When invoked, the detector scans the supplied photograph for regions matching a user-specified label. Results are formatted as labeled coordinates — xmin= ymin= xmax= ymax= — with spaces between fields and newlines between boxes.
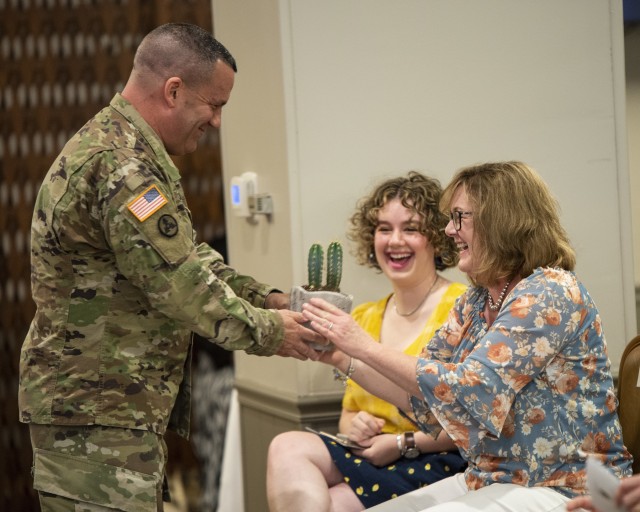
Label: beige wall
xmin=215 ymin=0 xmax=635 ymax=386
xmin=212 ymin=0 xmax=634 ymax=508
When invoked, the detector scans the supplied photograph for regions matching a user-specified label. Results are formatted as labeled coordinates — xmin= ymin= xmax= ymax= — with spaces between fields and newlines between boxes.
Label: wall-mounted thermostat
xmin=230 ymin=171 xmax=257 ymax=217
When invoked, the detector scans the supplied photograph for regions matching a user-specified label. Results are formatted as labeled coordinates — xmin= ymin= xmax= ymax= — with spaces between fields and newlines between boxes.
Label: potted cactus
xmin=291 ymin=242 xmax=353 ymax=350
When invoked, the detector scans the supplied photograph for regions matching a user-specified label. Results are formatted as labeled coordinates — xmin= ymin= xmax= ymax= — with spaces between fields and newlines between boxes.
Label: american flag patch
xmin=127 ymin=185 xmax=168 ymax=221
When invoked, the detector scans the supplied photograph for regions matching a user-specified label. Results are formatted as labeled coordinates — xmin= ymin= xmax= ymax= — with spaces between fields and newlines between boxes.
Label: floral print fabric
xmin=410 ymin=267 xmax=632 ymax=498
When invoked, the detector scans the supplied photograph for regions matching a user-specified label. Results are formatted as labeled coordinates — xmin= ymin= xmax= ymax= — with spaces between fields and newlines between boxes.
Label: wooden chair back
xmin=617 ymin=334 xmax=640 ymax=474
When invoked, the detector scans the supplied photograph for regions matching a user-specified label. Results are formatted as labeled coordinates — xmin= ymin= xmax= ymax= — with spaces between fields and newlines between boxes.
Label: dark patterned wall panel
xmin=0 ymin=1 xmax=224 ymax=509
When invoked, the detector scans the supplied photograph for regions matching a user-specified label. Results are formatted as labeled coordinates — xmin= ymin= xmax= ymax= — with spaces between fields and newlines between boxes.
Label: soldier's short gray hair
xmin=133 ymin=23 xmax=237 ymax=85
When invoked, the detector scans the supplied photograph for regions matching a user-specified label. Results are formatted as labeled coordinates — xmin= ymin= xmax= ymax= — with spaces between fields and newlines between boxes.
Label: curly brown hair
xmin=348 ymin=171 xmax=458 ymax=272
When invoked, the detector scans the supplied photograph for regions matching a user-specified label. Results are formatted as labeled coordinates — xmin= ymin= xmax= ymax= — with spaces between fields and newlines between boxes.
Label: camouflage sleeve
xmin=104 ymin=163 xmax=284 ymax=356
xmin=194 ymin=242 xmax=280 ymax=308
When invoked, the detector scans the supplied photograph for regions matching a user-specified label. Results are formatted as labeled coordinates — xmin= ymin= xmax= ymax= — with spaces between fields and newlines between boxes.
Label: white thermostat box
xmin=230 ymin=171 xmax=257 ymax=217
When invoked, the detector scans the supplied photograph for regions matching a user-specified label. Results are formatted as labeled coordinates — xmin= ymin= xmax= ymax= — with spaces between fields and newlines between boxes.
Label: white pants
xmin=366 ymin=473 xmax=570 ymax=512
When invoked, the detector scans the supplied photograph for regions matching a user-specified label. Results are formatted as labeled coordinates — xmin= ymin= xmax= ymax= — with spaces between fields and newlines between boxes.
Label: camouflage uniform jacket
xmin=19 ymin=93 xmax=284 ymax=438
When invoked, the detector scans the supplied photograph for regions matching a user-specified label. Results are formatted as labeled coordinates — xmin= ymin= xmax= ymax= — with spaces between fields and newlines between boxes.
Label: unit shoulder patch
xmin=158 ymin=214 xmax=178 ymax=238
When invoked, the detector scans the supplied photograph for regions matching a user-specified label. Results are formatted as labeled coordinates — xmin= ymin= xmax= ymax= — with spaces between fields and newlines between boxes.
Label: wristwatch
xmin=403 ymin=432 xmax=421 ymax=459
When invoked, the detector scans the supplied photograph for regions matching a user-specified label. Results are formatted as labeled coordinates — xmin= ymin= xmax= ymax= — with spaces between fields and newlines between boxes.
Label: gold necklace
xmin=486 ymin=278 xmax=513 ymax=311
xmin=393 ymin=275 xmax=439 ymax=317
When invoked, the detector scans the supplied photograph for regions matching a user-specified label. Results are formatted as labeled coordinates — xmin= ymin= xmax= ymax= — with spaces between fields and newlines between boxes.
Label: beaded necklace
xmin=486 ymin=278 xmax=512 ymax=311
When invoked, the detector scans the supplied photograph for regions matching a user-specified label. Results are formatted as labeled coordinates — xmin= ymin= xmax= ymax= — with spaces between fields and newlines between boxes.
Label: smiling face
xmin=167 ymin=60 xmax=235 ymax=156
xmin=444 ymin=185 xmax=475 ymax=276
xmin=373 ymin=198 xmax=435 ymax=287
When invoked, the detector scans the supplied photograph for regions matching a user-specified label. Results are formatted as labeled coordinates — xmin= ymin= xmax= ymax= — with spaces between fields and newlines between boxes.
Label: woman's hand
xmin=306 ymin=298 xmax=421 ymax=406
xmin=565 ymin=495 xmax=598 ymax=511
xmin=566 ymin=473 xmax=640 ymax=512
xmin=303 ymin=298 xmax=374 ymax=358
xmin=346 ymin=411 xmax=385 ymax=444
xmin=352 ymin=433 xmax=403 ymax=467
xmin=343 ymin=412 xmax=398 ymax=467
xmin=616 ymin=473 xmax=640 ymax=511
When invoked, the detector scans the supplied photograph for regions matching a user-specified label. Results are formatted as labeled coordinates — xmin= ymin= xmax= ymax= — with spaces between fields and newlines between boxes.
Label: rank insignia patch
xmin=158 ymin=214 xmax=178 ymax=237
xmin=127 ymin=185 xmax=168 ymax=221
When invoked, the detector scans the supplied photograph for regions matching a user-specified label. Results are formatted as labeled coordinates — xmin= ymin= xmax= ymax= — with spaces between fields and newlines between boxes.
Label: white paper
xmin=585 ymin=456 xmax=624 ymax=512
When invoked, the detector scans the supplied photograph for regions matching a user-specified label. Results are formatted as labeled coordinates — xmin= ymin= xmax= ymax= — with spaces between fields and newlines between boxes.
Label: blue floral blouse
xmin=409 ymin=267 xmax=632 ymax=497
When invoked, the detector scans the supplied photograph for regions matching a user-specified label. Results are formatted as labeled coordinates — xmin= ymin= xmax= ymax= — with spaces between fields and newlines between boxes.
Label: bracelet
xmin=333 ymin=357 xmax=356 ymax=385
xmin=396 ymin=433 xmax=406 ymax=455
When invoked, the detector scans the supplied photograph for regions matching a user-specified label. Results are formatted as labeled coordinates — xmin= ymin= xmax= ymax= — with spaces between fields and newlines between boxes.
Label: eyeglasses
xmin=450 ymin=210 xmax=473 ymax=231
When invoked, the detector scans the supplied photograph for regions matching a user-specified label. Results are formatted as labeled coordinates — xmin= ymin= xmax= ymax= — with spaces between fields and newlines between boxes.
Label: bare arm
xmin=322 ymin=348 xmax=416 ymax=413
xmin=338 ymin=380 xmax=456 ymax=453
xmin=415 ymin=430 xmax=457 ymax=453
xmin=338 ymin=408 xmax=357 ymax=434
xmin=307 ymin=299 xmax=422 ymax=400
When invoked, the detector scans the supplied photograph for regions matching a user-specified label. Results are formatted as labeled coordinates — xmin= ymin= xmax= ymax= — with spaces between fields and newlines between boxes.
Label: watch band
xmin=404 ymin=431 xmax=416 ymax=450
xmin=403 ymin=431 xmax=421 ymax=459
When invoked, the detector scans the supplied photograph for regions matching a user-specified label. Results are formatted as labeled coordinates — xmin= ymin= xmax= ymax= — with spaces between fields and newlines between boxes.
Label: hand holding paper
xmin=585 ymin=456 xmax=624 ymax=512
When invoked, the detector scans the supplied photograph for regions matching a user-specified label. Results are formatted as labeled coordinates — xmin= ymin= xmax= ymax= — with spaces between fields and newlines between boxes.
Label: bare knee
xmin=268 ymin=431 xmax=322 ymax=463
xmin=268 ymin=430 xmax=345 ymax=490
xmin=267 ymin=431 xmax=336 ymax=512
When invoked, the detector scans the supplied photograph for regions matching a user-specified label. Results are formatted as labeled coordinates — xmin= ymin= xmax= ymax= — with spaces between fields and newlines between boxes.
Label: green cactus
xmin=307 ymin=243 xmax=324 ymax=290
xmin=326 ymin=241 xmax=343 ymax=292
xmin=305 ymin=241 xmax=343 ymax=292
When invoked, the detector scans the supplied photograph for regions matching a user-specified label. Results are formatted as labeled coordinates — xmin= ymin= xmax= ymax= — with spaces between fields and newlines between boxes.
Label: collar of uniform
xmin=109 ymin=93 xmax=181 ymax=182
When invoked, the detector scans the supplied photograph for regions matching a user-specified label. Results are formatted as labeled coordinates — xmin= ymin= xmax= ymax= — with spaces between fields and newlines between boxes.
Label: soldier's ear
xmin=165 ymin=77 xmax=181 ymax=107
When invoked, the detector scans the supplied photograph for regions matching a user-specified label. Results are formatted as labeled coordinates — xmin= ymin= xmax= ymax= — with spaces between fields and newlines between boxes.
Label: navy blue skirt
xmin=321 ymin=436 xmax=467 ymax=508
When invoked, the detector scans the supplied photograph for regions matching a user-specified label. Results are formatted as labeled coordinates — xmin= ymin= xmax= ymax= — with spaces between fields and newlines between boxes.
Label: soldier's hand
xmin=265 ymin=292 xmax=290 ymax=310
xmin=275 ymin=310 xmax=329 ymax=361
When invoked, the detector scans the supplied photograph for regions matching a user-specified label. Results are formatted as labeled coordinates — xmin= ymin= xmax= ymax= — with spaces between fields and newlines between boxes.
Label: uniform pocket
xmin=33 ymin=448 xmax=159 ymax=512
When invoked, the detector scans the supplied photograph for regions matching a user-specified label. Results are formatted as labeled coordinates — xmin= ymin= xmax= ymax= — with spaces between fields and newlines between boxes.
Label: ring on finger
xmin=327 ymin=322 xmax=333 ymax=331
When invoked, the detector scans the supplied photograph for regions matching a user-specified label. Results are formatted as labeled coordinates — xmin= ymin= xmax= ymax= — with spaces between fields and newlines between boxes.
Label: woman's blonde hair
xmin=348 ymin=171 xmax=458 ymax=271
xmin=440 ymin=161 xmax=576 ymax=286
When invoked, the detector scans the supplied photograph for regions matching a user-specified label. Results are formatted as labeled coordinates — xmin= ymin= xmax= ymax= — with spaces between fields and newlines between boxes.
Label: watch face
xmin=404 ymin=447 xmax=420 ymax=459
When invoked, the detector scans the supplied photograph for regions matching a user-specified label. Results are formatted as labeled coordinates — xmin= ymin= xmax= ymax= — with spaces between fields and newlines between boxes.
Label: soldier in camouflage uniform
xmin=19 ymin=23 xmax=325 ymax=511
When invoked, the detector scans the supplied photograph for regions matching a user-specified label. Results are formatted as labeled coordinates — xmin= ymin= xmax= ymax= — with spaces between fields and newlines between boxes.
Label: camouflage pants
xmin=29 ymin=424 xmax=167 ymax=512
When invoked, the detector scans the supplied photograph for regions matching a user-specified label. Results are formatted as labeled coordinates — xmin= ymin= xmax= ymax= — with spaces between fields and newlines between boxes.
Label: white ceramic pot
xmin=290 ymin=285 xmax=353 ymax=351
